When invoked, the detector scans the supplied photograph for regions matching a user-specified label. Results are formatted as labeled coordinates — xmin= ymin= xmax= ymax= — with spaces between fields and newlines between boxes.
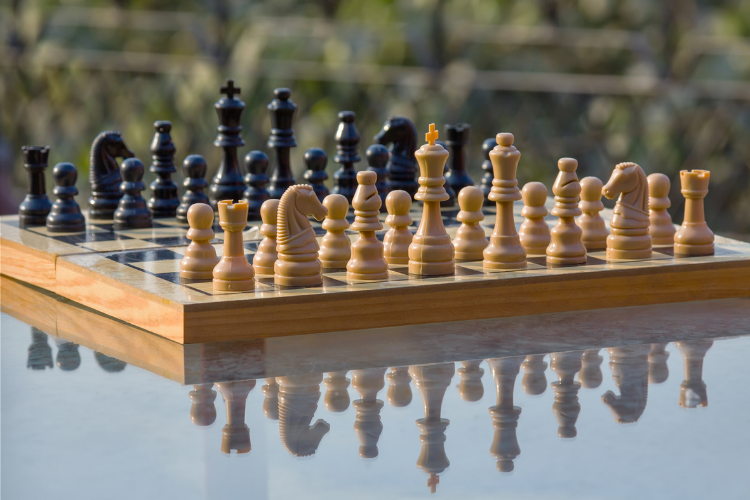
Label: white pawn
xmin=180 ymin=203 xmax=219 ymax=281
xmin=384 ymin=190 xmax=413 ymax=265
xmin=320 ymin=194 xmax=351 ymax=269
xmin=519 ymin=182 xmax=550 ymax=256
xmin=454 ymin=187 xmax=488 ymax=261
xmin=647 ymin=173 xmax=676 ymax=246
xmin=347 ymin=171 xmax=388 ymax=280
xmin=578 ymin=177 xmax=609 ymax=251
xmin=253 ymin=199 xmax=279 ymax=276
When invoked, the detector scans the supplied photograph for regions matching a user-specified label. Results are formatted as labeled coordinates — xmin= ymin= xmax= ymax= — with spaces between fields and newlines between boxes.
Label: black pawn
xmin=243 ymin=150 xmax=270 ymax=220
xmin=303 ymin=148 xmax=329 ymax=202
xmin=148 ymin=121 xmax=179 ymax=218
xmin=267 ymin=88 xmax=297 ymax=199
xmin=444 ymin=123 xmax=473 ymax=193
xmin=18 ymin=145 xmax=52 ymax=227
xmin=209 ymin=80 xmax=246 ymax=208
xmin=95 ymin=352 xmax=127 ymax=373
xmin=56 ymin=341 xmax=81 ymax=371
xmin=480 ymin=137 xmax=497 ymax=206
xmin=435 ymin=139 xmax=456 ymax=207
xmin=114 ymin=158 xmax=152 ymax=230
xmin=366 ymin=144 xmax=389 ymax=211
xmin=332 ymin=111 xmax=361 ymax=203
xmin=47 ymin=162 xmax=85 ymax=233
xmin=176 ymin=155 xmax=209 ymax=223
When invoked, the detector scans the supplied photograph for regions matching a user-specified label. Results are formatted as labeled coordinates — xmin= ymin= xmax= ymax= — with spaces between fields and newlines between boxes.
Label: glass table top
xmin=2 ymin=288 xmax=750 ymax=499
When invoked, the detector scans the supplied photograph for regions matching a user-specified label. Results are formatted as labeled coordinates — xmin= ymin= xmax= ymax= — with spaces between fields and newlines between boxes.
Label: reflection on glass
xmin=94 ymin=352 xmax=127 ymax=373
xmin=351 ymin=368 xmax=387 ymax=458
xmin=52 ymin=337 xmax=81 ymax=371
xmin=675 ymin=340 xmax=713 ymax=408
xmin=216 ymin=380 xmax=255 ymax=454
xmin=579 ymin=349 xmax=604 ymax=389
xmin=521 ymin=354 xmax=547 ymax=395
xmin=277 ymin=374 xmax=330 ymax=457
xmin=550 ymin=351 xmax=583 ymax=438
xmin=262 ymin=378 xmax=280 ymax=420
xmin=323 ymin=371 xmax=351 ymax=413
xmin=457 ymin=360 xmax=484 ymax=402
xmin=189 ymin=383 xmax=217 ymax=427
xmin=602 ymin=346 xmax=650 ymax=423
xmin=386 ymin=367 xmax=413 ymax=407
xmin=648 ymin=343 xmax=670 ymax=385
xmin=27 ymin=327 xmax=53 ymax=370
xmin=487 ymin=356 xmax=524 ymax=473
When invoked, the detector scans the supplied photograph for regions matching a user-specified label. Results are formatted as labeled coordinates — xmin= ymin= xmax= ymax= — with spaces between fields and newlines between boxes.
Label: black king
xmin=209 ymin=80 xmax=247 ymax=209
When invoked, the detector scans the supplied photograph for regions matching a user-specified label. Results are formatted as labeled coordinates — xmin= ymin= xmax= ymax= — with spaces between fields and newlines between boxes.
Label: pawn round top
xmin=338 ymin=110 xmax=356 ymax=123
xmin=303 ymin=148 xmax=327 ymax=171
xmin=183 ymin=154 xmax=207 ymax=178
xmin=187 ymin=203 xmax=214 ymax=230
xmin=356 ymin=170 xmax=377 ymax=185
xmin=579 ymin=176 xmax=604 ymax=202
xmin=260 ymin=199 xmax=279 ymax=225
xmin=482 ymin=138 xmax=497 ymax=159
xmin=323 ymin=194 xmax=349 ymax=220
xmin=121 ymin=157 xmax=145 ymax=181
xmin=245 ymin=150 xmax=269 ymax=174
xmin=647 ymin=173 xmax=671 ymax=198
xmin=496 ymin=133 xmax=514 ymax=147
xmin=274 ymin=88 xmax=291 ymax=100
xmin=558 ymin=157 xmax=578 ymax=172
xmin=385 ymin=190 xmax=411 ymax=216
xmin=366 ymin=144 xmax=389 ymax=168
xmin=53 ymin=162 xmax=77 ymax=187
xmin=458 ymin=186 xmax=483 ymax=212
xmin=154 ymin=120 xmax=171 ymax=133
xmin=521 ymin=182 xmax=548 ymax=207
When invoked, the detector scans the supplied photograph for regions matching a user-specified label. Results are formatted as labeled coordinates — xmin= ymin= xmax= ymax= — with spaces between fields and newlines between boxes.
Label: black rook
xmin=18 ymin=145 xmax=52 ymax=227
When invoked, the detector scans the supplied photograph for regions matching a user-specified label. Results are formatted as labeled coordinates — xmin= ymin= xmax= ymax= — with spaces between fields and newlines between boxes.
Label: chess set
xmin=2 ymin=80 xmax=750 ymax=344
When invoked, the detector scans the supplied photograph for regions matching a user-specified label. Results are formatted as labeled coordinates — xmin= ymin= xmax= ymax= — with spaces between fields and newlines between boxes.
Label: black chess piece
xmin=267 ymin=88 xmax=297 ymax=199
xmin=435 ymin=139 xmax=456 ymax=207
xmin=209 ymin=80 xmax=246 ymax=208
xmin=176 ymin=154 xmax=209 ymax=223
xmin=243 ymin=150 xmax=271 ymax=220
xmin=46 ymin=162 xmax=85 ymax=232
xmin=114 ymin=158 xmax=152 ymax=230
xmin=366 ymin=144 xmax=389 ymax=211
xmin=331 ymin=111 xmax=361 ymax=202
xmin=374 ymin=116 xmax=419 ymax=199
xmin=303 ymin=148 xmax=329 ymax=202
xmin=480 ymin=137 xmax=497 ymax=206
xmin=88 ymin=131 xmax=135 ymax=219
xmin=148 ymin=121 xmax=179 ymax=218
xmin=18 ymin=145 xmax=52 ymax=227
xmin=27 ymin=327 xmax=53 ymax=370
xmin=94 ymin=351 xmax=127 ymax=372
xmin=444 ymin=123 xmax=473 ymax=193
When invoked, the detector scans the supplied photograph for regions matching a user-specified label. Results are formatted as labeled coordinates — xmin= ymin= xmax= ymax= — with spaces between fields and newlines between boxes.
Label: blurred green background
xmin=2 ymin=0 xmax=749 ymax=237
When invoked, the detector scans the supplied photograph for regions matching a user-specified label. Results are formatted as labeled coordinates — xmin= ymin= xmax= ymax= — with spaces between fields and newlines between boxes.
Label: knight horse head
xmin=602 ymin=162 xmax=649 ymax=214
xmin=89 ymin=131 xmax=135 ymax=191
xmin=276 ymin=185 xmax=327 ymax=253
xmin=374 ymin=116 xmax=417 ymax=163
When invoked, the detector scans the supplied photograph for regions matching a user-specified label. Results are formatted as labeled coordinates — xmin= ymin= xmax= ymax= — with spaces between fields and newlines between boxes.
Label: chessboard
xmin=3 ymin=198 xmax=743 ymax=344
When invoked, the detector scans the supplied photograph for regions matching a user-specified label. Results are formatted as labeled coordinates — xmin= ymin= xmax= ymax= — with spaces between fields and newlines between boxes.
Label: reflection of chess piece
xmin=521 ymin=354 xmax=547 ymax=395
xmin=386 ymin=367 xmax=413 ymax=407
xmin=262 ymin=378 xmax=280 ymax=420
xmin=410 ymin=363 xmax=455 ymax=493
xmin=457 ymin=360 xmax=485 ymax=402
xmin=648 ymin=343 xmax=670 ymax=384
xmin=216 ymin=380 xmax=255 ymax=453
xmin=351 ymin=368 xmax=387 ymax=458
xmin=384 ymin=190 xmax=413 ymax=265
xmin=550 ymin=351 xmax=583 ymax=438
xmin=189 ymin=383 xmax=217 ymax=426
xmin=674 ymin=170 xmax=714 ymax=256
xmin=675 ymin=340 xmax=713 ymax=408
xmin=324 ymin=371 xmax=351 ymax=413
xmin=578 ymin=177 xmax=609 ymax=251
xmin=94 ymin=351 xmax=127 ymax=372
xmin=27 ymin=328 xmax=53 ymax=370
xmin=647 ymin=173 xmax=676 ymax=246
xmin=520 ymin=182 xmax=550 ymax=255
xmin=579 ymin=349 xmax=604 ymax=389
xmin=277 ymin=374 xmax=330 ymax=457
xmin=53 ymin=337 xmax=81 ymax=371
xmin=601 ymin=345 xmax=650 ymax=423
xmin=486 ymin=356 xmax=524 ymax=472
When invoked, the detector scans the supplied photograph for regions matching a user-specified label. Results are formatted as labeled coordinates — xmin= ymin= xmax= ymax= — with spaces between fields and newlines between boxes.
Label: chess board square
xmin=455 ymin=264 xmax=484 ymax=276
xmin=51 ymin=233 xmax=102 ymax=244
xmin=130 ymin=259 xmax=181 ymax=275
xmin=387 ymin=266 xmax=410 ymax=276
xmin=81 ymin=239 xmax=162 ymax=252
xmin=256 ymin=276 xmax=275 ymax=286
xmin=243 ymin=241 xmax=260 ymax=252
xmin=585 ymin=255 xmax=607 ymax=265
xmin=654 ymin=246 xmax=674 ymax=257
xmin=152 ymin=271 xmax=182 ymax=284
xmin=322 ymin=275 xmax=349 ymax=287
xmin=146 ymin=236 xmax=190 ymax=246
xmin=527 ymin=256 xmax=547 ymax=266
xmin=106 ymin=248 xmax=184 ymax=264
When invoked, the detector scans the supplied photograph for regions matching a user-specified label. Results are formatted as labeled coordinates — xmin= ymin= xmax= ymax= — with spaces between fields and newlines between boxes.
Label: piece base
xmin=321 ymin=261 xmax=348 ymax=270
xmin=384 ymin=256 xmax=409 ymax=265
xmin=455 ymin=251 xmax=485 ymax=262
xmin=483 ymin=259 xmax=527 ymax=270
xmin=180 ymin=270 xmax=214 ymax=281
xmin=674 ymin=242 xmax=714 ymax=257
xmin=651 ymin=237 xmax=675 ymax=246
xmin=408 ymin=260 xmax=455 ymax=277
xmin=274 ymin=274 xmax=323 ymax=287
xmin=253 ymin=265 xmax=275 ymax=276
xmin=346 ymin=271 xmax=389 ymax=281
xmin=606 ymin=248 xmax=653 ymax=261
xmin=582 ymin=241 xmax=607 ymax=252
xmin=46 ymin=223 xmax=86 ymax=234
xmin=523 ymin=246 xmax=548 ymax=256
xmin=546 ymin=254 xmax=587 ymax=266
xmin=213 ymin=278 xmax=255 ymax=292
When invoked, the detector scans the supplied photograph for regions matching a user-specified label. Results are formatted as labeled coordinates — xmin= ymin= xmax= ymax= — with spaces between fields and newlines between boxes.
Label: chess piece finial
xmin=550 ymin=351 xmax=583 ymax=438
xmin=483 ymin=133 xmax=526 ymax=269
xmin=384 ymin=190 xmax=413 ymax=265
xmin=243 ymin=150 xmax=271 ymax=220
xmin=324 ymin=371 xmax=351 ymax=413
xmin=114 ymin=158 xmax=152 ymax=230
xmin=602 ymin=162 xmax=652 ymax=260
xmin=675 ymin=340 xmax=713 ymax=408
xmin=332 ymin=111 xmax=361 ymax=203
xmin=374 ymin=116 xmax=419 ymax=199
xmin=386 ymin=366 xmax=413 ymax=407
xmin=444 ymin=123 xmax=473 ymax=199
xmin=303 ymin=148 xmax=329 ymax=202
xmin=578 ymin=176 xmax=608 ymax=251
xmin=148 ymin=120 xmax=179 ymax=218
xmin=674 ymin=170 xmax=714 ymax=256
xmin=320 ymin=194 xmax=351 ymax=269
xmin=253 ymin=199 xmax=279 ymax=276
xmin=480 ymin=137 xmax=497 ymax=206
xmin=547 ymin=158 xmax=587 ymax=265
xmin=213 ymin=200 xmax=254 ymax=291
xmin=267 ymin=88 xmax=298 ymax=199
xmin=521 ymin=354 xmax=548 ymax=395
xmin=601 ymin=345 xmax=650 ymax=423
xmin=647 ymin=173 xmax=675 ymax=246
xmin=189 ymin=383 xmax=217 ymax=426
xmin=454 ymin=186 xmax=488 ymax=261
xmin=519 ymin=182 xmax=550 ymax=255
xmin=579 ymin=349 xmax=604 ymax=389
xmin=648 ymin=343 xmax=670 ymax=385
xmin=46 ymin=162 xmax=85 ymax=232
xmin=409 ymin=125 xmax=455 ymax=276
xmin=351 ymin=368 xmax=387 ymax=458
xmin=277 ymin=374 xmax=330 ymax=457
xmin=180 ymin=203 xmax=219 ymax=281
xmin=215 ymin=380 xmax=255 ymax=453
xmin=457 ymin=360 xmax=484 ymax=402
xmin=209 ymin=80 xmax=247 ymax=208
xmin=366 ymin=144 xmax=389 ymax=211
xmin=262 ymin=378 xmax=280 ymax=420
xmin=88 ymin=131 xmax=135 ymax=219
xmin=347 ymin=171 xmax=388 ymax=280
xmin=176 ymin=155 xmax=209 ymax=223
xmin=19 ymin=145 xmax=52 ymax=227
xmin=275 ymin=185 xmax=328 ymax=286
xmin=487 ymin=356 xmax=524 ymax=472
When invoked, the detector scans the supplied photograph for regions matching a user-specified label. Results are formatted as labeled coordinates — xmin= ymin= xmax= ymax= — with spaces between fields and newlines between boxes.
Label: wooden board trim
xmin=0 ymin=237 xmax=58 ymax=292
